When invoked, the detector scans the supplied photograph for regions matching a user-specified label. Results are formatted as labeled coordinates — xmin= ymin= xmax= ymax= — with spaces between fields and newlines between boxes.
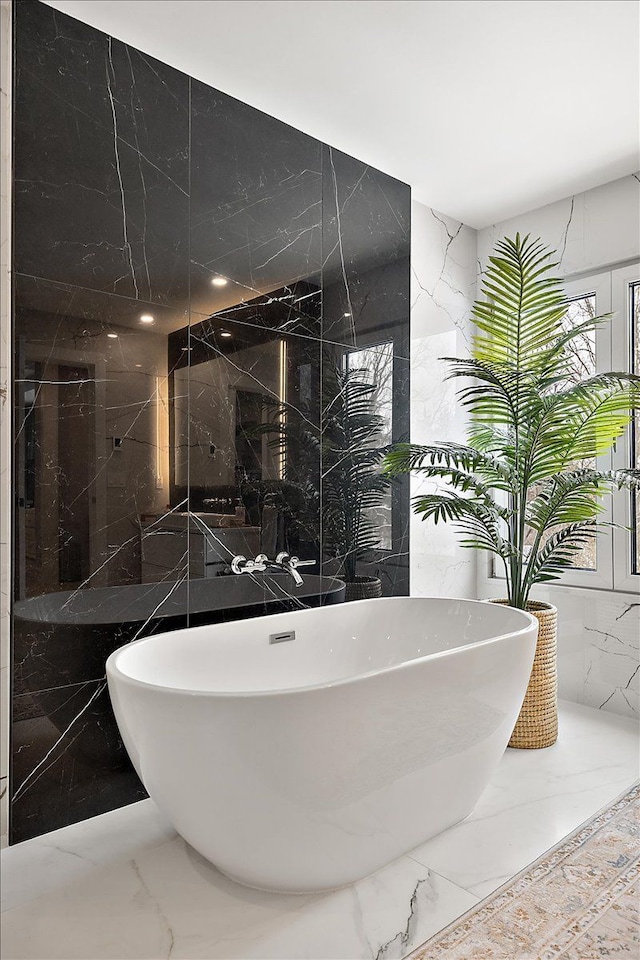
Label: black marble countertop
xmin=14 ymin=575 xmax=346 ymax=625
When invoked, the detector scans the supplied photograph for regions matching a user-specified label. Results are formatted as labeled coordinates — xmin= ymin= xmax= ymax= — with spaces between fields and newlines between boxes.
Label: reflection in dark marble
xmin=320 ymin=343 xmax=410 ymax=593
xmin=322 ymin=146 xmax=411 ymax=350
xmin=11 ymin=0 xmax=410 ymax=844
xmin=193 ymin=280 xmax=322 ymax=342
xmin=14 ymin=0 xmax=190 ymax=305
xmin=189 ymin=80 xmax=322 ymax=320
xmin=13 ymin=276 xmax=177 ymax=598
xmin=11 ymin=679 xmax=147 ymax=844
xmin=14 ymin=575 xmax=345 ymax=692
xmin=169 ymin=312 xmax=321 ymax=564
xmin=14 ymin=274 xmax=189 ymax=335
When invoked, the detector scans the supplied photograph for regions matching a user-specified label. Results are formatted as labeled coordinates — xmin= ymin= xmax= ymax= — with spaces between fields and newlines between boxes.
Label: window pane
xmin=562 ymin=295 xmax=597 ymax=385
xmin=564 ymin=294 xmax=597 ymax=570
xmin=524 ymin=293 xmax=598 ymax=571
xmin=346 ymin=343 xmax=393 ymax=550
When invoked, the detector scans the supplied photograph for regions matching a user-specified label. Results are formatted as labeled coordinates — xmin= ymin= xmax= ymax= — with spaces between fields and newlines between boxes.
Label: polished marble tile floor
xmin=1 ymin=700 xmax=638 ymax=960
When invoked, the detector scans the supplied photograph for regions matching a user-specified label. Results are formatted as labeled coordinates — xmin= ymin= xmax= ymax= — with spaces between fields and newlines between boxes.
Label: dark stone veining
xmin=11 ymin=0 xmax=410 ymax=843
xmin=14 ymin=0 xmax=190 ymax=304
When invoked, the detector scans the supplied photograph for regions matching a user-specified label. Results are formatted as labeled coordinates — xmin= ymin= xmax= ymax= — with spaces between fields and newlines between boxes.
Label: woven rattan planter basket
xmin=344 ymin=577 xmax=383 ymax=601
xmin=488 ymin=599 xmax=558 ymax=749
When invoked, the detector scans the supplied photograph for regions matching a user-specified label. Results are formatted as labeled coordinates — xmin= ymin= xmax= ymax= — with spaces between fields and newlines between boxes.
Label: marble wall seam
xmin=409 ymin=199 xmax=477 ymax=601
xmin=1 ymin=0 xmax=13 ymax=848
xmin=478 ymin=174 xmax=640 ymax=279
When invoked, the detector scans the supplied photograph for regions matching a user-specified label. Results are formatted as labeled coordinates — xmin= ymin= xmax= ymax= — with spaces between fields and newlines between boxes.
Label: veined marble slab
xmin=409 ymin=700 xmax=640 ymax=899
xmin=1 ymin=818 xmax=476 ymax=960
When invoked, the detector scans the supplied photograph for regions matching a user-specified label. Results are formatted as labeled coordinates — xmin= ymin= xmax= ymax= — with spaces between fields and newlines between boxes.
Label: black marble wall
xmin=10 ymin=0 xmax=410 ymax=843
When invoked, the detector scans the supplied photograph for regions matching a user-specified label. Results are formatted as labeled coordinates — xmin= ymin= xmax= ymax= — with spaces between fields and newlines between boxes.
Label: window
xmin=611 ymin=265 xmax=640 ymax=592
xmin=631 ymin=282 xmax=639 ymax=574
xmin=345 ymin=343 xmax=394 ymax=550
xmin=486 ymin=263 xmax=639 ymax=593
xmin=524 ymin=292 xmax=598 ymax=573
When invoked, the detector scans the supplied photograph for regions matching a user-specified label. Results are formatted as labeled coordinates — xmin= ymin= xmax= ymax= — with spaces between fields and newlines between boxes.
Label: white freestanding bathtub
xmin=106 ymin=597 xmax=537 ymax=892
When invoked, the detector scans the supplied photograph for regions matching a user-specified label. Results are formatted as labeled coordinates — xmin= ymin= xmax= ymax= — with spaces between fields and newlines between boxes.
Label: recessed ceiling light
xmin=139 ymin=314 xmax=155 ymax=324
xmin=219 ymin=330 xmax=232 ymax=338
xmin=211 ymin=277 xmax=228 ymax=287
xmin=107 ymin=332 xmax=118 ymax=339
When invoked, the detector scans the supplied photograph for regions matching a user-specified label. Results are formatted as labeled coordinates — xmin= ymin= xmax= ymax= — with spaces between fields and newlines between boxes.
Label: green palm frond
xmin=532 ymin=383 xmax=639 ymax=478
xmin=615 ymin=468 xmax=640 ymax=486
xmin=536 ymin=313 xmax=613 ymax=386
xmin=526 ymin=521 xmax=602 ymax=585
xmin=411 ymin=494 xmax=509 ymax=556
xmin=383 ymin=441 xmax=513 ymax=487
xmin=473 ymin=235 xmax=568 ymax=368
xmin=525 ymin=469 xmax=622 ymax=532
xmin=410 ymin=465 xmax=493 ymax=498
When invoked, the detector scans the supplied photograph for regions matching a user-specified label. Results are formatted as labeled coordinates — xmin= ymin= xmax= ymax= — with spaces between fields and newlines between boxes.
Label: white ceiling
xmin=44 ymin=0 xmax=640 ymax=229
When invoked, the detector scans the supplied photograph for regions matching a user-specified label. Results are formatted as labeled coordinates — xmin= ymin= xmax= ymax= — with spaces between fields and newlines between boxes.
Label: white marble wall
xmin=478 ymin=174 xmax=640 ymax=277
xmin=0 ymin=0 xmax=12 ymax=846
xmin=482 ymin=578 xmax=640 ymax=721
xmin=410 ymin=201 xmax=477 ymax=599
xmin=478 ymin=174 xmax=640 ymax=721
xmin=549 ymin=588 xmax=639 ymax=718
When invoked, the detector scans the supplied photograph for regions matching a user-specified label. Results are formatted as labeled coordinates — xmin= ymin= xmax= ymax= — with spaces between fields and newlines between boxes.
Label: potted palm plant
xmin=384 ymin=234 xmax=639 ymax=748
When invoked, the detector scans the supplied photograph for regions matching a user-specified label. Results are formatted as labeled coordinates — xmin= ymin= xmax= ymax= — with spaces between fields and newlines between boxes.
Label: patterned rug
xmin=406 ymin=781 xmax=640 ymax=960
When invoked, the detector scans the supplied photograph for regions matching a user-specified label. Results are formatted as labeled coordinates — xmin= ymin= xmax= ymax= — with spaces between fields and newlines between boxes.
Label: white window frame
xmin=481 ymin=263 xmax=639 ymax=596
xmin=611 ymin=263 xmax=640 ymax=592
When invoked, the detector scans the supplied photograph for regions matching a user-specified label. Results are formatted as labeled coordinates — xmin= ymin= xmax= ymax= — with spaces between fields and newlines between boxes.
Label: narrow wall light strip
xmin=155 ymin=374 xmax=169 ymax=491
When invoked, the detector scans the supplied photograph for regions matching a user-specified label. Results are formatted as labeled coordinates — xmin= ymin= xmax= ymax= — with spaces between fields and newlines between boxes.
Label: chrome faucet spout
xmin=287 ymin=565 xmax=304 ymax=587
xmin=274 ymin=552 xmax=316 ymax=587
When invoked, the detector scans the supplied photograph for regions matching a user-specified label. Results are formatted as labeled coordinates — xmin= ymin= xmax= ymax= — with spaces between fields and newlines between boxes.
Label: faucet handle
xmin=231 ymin=554 xmax=267 ymax=574
xmin=275 ymin=552 xmax=316 ymax=569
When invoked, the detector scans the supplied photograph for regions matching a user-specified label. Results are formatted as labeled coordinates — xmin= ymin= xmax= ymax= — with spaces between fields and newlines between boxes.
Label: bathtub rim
xmin=106 ymin=596 xmax=538 ymax=700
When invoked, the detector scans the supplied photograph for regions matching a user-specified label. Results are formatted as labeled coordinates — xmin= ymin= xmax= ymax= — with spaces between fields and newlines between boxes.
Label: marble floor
xmin=1 ymin=700 xmax=638 ymax=960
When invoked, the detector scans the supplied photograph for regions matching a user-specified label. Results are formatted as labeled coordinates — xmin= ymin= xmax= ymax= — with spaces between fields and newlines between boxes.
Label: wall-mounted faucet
xmin=230 ymin=552 xmax=315 ymax=587
xmin=274 ymin=552 xmax=316 ymax=587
